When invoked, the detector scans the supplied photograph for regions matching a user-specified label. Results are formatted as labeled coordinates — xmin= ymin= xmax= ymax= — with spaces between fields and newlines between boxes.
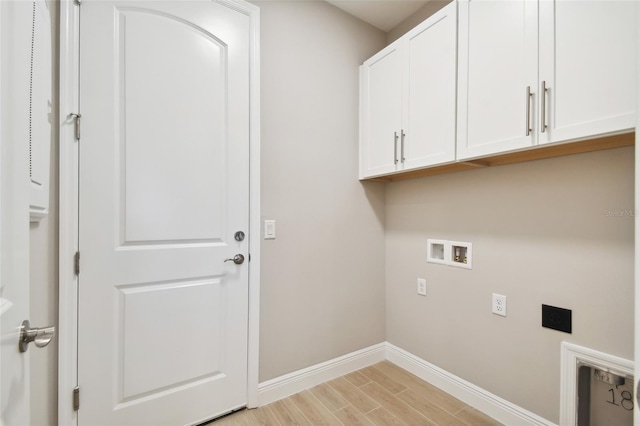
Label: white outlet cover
xmin=417 ymin=278 xmax=427 ymax=296
xmin=492 ymin=293 xmax=507 ymax=317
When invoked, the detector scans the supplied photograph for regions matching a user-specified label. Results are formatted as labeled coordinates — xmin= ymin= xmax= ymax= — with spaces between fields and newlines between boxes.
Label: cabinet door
xmin=538 ymin=1 xmax=636 ymax=145
xmin=401 ymin=1 xmax=456 ymax=170
xmin=457 ymin=0 xmax=538 ymax=160
xmin=359 ymin=42 xmax=402 ymax=178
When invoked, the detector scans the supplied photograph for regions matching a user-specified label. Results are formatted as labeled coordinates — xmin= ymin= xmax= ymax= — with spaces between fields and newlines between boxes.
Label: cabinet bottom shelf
xmin=363 ymin=132 xmax=634 ymax=182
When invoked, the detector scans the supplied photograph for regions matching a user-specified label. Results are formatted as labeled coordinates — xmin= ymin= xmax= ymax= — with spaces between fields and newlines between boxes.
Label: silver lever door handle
xmin=224 ymin=254 xmax=245 ymax=265
xmin=19 ymin=320 xmax=55 ymax=352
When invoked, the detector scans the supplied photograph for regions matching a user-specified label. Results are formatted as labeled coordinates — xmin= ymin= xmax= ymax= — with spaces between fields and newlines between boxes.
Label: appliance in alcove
xmin=577 ymin=363 xmax=633 ymax=426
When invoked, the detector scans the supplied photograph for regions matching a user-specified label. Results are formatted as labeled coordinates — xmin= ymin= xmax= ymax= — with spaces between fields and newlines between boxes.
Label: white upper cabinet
xmin=538 ymin=1 xmax=636 ymax=145
xmin=457 ymin=0 xmax=538 ymax=160
xmin=360 ymin=41 xmax=403 ymax=178
xmin=458 ymin=0 xmax=636 ymax=161
xmin=402 ymin=3 xmax=457 ymax=171
xmin=360 ymin=2 xmax=456 ymax=179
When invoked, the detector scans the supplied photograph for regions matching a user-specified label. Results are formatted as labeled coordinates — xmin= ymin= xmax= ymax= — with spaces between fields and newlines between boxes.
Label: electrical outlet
xmin=492 ymin=293 xmax=507 ymax=317
xmin=417 ymin=278 xmax=426 ymax=296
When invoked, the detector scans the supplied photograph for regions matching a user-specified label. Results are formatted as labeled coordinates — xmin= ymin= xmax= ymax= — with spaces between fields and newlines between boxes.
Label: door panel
xmin=402 ymin=3 xmax=456 ymax=169
xmin=119 ymin=278 xmax=225 ymax=400
xmin=121 ymin=8 xmax=227 ymax=243
xmin=538 ymin=0 xmax=636 ymax=144
xmin=359 ymin=43 xmax=402 ymax=178
xmin=457 ymin=0 xmax=537 ymax=160
xmin=79 ymin=1 xmax=250 ymax=424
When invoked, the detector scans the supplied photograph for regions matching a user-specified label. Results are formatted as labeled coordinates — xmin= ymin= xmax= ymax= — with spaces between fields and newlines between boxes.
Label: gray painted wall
xmin=255 ymin=0 xmax=388 ymax=382
xmin=385 ymin=147 xmax=634 ymax=423
xmin=386 ymin=0 xmax=451 ymax=43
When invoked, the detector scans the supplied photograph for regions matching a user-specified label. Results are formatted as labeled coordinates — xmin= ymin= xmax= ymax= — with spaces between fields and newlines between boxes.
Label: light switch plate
xmin=264 ymin=220 xmax=276 ymax=239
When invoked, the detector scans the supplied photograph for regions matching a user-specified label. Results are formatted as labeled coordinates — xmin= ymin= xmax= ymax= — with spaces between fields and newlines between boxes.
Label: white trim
xmin=257 ymin=343 xmax=387 ymax=406
xmin=634 ymin=5 xmax=640 ymax=426
xmin=257 ymin=342 xmax=557 ymax=425
xmin=57 ymin=0 xmax=260 ymax=423
xmin=0 ymin=2 xmax=4 ymax=419
xmin=559 ymin=342 xmax=634 ymax=426
xmin=58 ymin=1 xmax=80 ymax=425
xmin=245 ymin=0 xmax=261 ymax=409
xmin=386 ymin=343 xmax=556 ymax=426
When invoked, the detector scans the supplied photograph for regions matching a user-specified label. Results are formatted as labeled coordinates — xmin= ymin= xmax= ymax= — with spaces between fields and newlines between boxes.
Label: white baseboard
xmin=257 ymin=342 xmax=387 ymax=406
xmin=386 ymin=343 xmax=556 ymax=426
xmin=258 ymin=342 xmax=556 ymax=426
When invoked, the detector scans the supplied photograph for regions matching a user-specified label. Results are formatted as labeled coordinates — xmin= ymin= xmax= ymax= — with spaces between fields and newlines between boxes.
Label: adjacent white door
xmin=0 ymin=1 xmax=31 ymax=422
xmin=1 ymin=1 xmax=53 ymax=424
xmin=78 ymin=1 xmax=250 ymax=424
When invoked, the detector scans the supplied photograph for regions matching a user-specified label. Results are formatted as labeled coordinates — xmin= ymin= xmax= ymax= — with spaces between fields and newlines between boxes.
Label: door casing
xmin=635 ymin=5 xmax=640 ymax=426
xmin=57 ymin=1 xmax=261 ymax=424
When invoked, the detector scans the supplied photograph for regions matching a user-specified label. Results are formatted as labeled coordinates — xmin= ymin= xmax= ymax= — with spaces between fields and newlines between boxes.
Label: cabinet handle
xmin=394 ymin=131 xmax=399 ymax=164
xmin=401 ymin=130 xmax=406 ymax=163
xmin=540 ymin=81 xmax=548 ymax=133
xmin=525 ymin=86 xmax=533 ymax=136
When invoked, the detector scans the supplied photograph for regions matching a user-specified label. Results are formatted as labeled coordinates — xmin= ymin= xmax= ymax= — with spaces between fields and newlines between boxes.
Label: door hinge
xmin=73 ymin=386 xmax=80 ymax=411
xmin=74 ymin=251 xmax=80 ymax=275
xmin=71 ymin=113 xmax=81 ymax=140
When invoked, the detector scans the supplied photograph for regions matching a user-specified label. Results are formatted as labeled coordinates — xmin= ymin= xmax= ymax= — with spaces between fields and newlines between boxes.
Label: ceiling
xmin=324 ymin=0 xmax=431 ymax=32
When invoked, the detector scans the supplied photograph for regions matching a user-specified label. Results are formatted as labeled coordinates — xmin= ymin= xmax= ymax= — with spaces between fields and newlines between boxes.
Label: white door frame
xmin=635 ymin=4 xmax=640 ymax=426
xmin=0 ymin=0 xmax=4 ymax=415
xmin=57 ymin=1 xmax=261 ymax=424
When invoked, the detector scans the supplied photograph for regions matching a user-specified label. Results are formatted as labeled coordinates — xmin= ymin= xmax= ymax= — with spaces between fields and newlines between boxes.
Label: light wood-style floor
xmin=213 ymin=361 xmax=503 ymax=425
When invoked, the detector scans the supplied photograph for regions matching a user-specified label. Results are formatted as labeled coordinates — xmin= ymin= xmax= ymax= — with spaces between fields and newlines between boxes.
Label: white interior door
xmin=78 ymin=1 xmax=250 ymax=424
xmin=0 ymin=1 xmax=31 ymax=423
xmin=1 ymin=1 xmax=53 ymax=424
